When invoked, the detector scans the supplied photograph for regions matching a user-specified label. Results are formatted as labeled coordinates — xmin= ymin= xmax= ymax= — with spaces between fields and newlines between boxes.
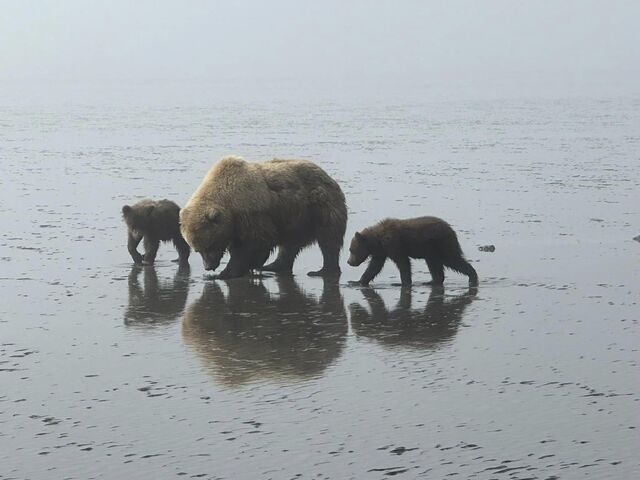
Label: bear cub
xmin=347 ymin=216 xmax=478 ymax=287
xmin=122 ymin=199 xmax=190 ymax=265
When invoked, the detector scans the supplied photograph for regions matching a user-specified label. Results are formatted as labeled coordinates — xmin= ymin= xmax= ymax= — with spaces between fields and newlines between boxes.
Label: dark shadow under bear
xmin=122 ymin=199 xmax=190 ymax=265
xmin=182 ymin=276 xmax=347 ymax=387
xmin=347 ymin=216 xmax=478 ymax=287
xmin=124 ymin=263 xmax=191 ymax=328
xmin=349 ymin=286 xmax=477 ymax=350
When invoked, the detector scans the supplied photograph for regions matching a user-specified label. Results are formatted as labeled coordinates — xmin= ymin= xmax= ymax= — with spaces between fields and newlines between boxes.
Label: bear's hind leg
xmin=425 ymin=258 xmax=445 ymax=285
xmin=172 ymin=235 xmax=191 ymax=264
xmin=143 ymin=237 xmax=160 ymax=265
xmin=261 ymin=243 xmax=303 ymax=274
xmin=308 ymin=237 xmax=342 ymax=277
xmin=392 ymin=256 xmax=412 ymax=287
xmin=445 ymin=257 xmax=478 ymax=286
xmin=308 ymin=206 xmax=346 ymax=277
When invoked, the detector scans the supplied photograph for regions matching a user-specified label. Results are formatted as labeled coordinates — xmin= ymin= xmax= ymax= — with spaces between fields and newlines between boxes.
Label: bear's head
xmin=347 ymin=232 xmax=370 ymax=267
xmin=179 ymin=205 xmax=232 ymax=272
xmin=122 ymin=203 xmax=155 ymax=232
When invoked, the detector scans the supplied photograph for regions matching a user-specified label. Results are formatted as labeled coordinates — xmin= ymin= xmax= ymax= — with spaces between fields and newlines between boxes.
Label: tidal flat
xmin=1 ymin=94 xmax=639 ymax=479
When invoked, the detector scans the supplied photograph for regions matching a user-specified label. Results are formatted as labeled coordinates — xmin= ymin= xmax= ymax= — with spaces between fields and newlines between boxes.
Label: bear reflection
xmin=182 ymin=277 xmax=347 ymax=387
xmin=350 ymin=287 xmax=476 ymax=350
xmin=124 ymin=264 xmax=191 ymax=328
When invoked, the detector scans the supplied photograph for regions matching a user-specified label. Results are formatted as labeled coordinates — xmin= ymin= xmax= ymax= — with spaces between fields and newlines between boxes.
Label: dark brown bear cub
xmin=122 ymin=199 xmax=190 ymax=265
xmin=347 ymin=216 xmax=478 ymax=287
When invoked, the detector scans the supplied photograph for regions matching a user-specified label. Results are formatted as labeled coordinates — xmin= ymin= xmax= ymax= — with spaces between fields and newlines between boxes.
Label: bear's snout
xmin=347 ymin=256 xmax=357 ymax=267
xmin=201 ymin=254 xmax=220 ymax=271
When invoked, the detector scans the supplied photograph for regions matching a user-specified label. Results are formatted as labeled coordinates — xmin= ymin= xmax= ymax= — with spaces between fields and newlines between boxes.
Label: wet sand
xmin=1 ymin=97 xmax=639 ymax=478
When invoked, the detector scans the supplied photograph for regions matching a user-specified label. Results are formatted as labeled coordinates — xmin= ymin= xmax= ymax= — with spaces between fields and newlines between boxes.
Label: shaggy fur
xmin=347 ymin=216 xmax=478 ymax=287
xmin=122 ymin=199 xmax=190 ymax=265
xmin=180 ymin=156 xmax=347 ymax=278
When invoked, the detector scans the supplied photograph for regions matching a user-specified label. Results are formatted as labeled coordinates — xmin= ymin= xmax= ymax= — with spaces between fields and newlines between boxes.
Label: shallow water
xmin=1 ymin=94 xmax=639 ymax=479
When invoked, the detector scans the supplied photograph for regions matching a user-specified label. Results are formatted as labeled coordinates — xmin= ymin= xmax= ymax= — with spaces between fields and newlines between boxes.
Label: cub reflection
xmin=182 ymin=277 xmax=347 ymax=387
xmin=350 ymin=287 xmax=477 ymax=350
xmin=124 ymin=264 xmax=191 ymax=328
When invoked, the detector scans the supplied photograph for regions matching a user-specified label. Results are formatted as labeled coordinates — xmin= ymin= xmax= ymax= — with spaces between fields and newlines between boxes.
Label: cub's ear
xmin=354 ymin=231 xmax=365 ymax=242
xmin=122 ymin=205 xmax=132 ymax=216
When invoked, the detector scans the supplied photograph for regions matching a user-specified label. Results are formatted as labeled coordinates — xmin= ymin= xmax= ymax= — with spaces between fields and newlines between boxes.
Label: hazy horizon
xmin=1 ymin=1 xmax=639 ymax=104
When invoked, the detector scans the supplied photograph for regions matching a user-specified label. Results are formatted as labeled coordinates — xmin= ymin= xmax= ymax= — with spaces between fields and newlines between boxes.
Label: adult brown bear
xmin=179 ymin=156 xmax=347 ymax=278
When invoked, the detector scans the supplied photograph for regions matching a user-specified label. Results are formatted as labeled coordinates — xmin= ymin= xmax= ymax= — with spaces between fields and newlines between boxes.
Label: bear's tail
xmin=446 ymin=257 xmax=479 ymax=286
xmin=443 ymin=230 xmax=478 ymax=286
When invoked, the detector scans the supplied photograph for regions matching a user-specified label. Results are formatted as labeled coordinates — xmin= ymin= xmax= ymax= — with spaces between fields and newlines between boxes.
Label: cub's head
xmin=179 ymin=205 xmax=232 ymax=271
xmin=122 ymin=203 xmax=155 ymax=231
xmin=347 ymin=231 xmax=370 ymax=267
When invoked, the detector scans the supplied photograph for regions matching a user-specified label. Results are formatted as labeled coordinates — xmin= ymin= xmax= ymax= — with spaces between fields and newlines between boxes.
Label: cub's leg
xmin=358 ymin=255 xmax=387 ymax=285
xmin=142 ymin=237 xmax=160 ymax=265
xmin=425 ymin=258 xmax=445 ymax=285
xmin=172 ymin=235 xmax=191 ymax=264
xmin=392 ymin=256 xmax=412 ymax=287
xmin=127 ymin=231 xmax=143 ymax=264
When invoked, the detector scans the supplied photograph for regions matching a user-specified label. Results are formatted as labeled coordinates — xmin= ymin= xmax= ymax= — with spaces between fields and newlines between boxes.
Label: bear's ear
xmin=355 ymin=231 xmax=365 ymax=242
xmin=122 ymin=205 xmax=132 ymax=216
xmin=143 ymin=205 xmax=155 ymax=216
xmin=206 ymin=209 xmax=220 ymax=224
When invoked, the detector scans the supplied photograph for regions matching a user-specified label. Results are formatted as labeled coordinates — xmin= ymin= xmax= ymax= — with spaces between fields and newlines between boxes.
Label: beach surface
xmin=1 ymin=91 xmax=639 ymax=479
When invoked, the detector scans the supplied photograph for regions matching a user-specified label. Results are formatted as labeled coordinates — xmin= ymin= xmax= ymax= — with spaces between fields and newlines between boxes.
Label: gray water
xmin=1 ymin=92 xmax=639 ymax=479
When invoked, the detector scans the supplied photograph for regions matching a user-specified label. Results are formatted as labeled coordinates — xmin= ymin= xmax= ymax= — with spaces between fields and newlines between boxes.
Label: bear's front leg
xmin=127 ymin=232 xmax=143 ymax=264
xmin=358 ymin=255 xmax=386 ymax=286
xmin=262 ymin=244 xmax=301 ymax=274
xmin=249 ymin=246 xmax=272 ymax=271
xmin=308 ymin=237 xmax=342 ymax=277
xmin=214 ymin=247 xmax=251 ymax=279
xmin=392 ymin=256 xmax=412 ymax=287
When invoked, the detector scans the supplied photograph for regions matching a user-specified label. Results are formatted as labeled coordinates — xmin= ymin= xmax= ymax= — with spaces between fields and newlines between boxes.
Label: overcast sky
xmin=1 ymin=1 xmax=639 ymax=99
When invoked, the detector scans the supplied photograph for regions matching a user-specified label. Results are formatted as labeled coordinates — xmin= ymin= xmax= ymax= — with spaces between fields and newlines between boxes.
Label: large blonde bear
xmin=180 ymin=156 xmax=347 ymax=279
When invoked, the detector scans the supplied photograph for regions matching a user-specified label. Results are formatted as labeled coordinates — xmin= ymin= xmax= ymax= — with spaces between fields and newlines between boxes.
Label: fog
xmin=1 ymin=0 xmax=639 ymax=102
